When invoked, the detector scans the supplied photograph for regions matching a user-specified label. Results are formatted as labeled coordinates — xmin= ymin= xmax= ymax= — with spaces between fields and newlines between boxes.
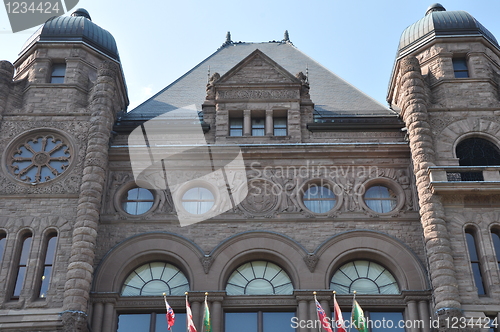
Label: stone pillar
xmin=406 ymin=300 xmax=419 ymax=332
xmin=61 ymin=61 xmax=121 ymax=331
xmin=297 ymin=300 xmax=308 ymax=332
xmin=102 ymin=301 xmax=116 ymax=332
xmin=211 ymin=300 xmax=222 ymax=332
xmin=309 ymin=300 xmax=317 ymax=330
xmin=243 ymin=110 xmax=251 ymax=136
xmin=91 ymin=302 xmax=104 ymax=332
xmin=396 ymin=56 xmax=461 ymax=313
xmin=0 ymin=61 xmax=14 ymax=119
xmin=191 ymin=300 xmax=201 ymax=330
xmin=418 ymin=300 xmax=431 ymax=332
xmin=265 ymin=109 xmax=273 ymax=136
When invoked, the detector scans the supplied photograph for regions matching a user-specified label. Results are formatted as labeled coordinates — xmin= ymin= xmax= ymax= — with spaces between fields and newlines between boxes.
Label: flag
xmin=164 ymin=294 xmax=175 ymax=330
xmin=352 ymin=300 xmax=368 ymax=332
xmin=315 ymin=298 xmax=333 ymax=332
xmin=186 ymin=296 xmax=197 ymax=332
xmin=203 ymin=295 xmax=211 ymax=332
xmin=333 ymin=295 xmax=347 ymax=332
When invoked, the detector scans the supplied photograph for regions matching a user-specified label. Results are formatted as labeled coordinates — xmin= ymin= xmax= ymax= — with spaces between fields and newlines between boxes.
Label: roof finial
xmin=226 ymin=31 xmax=232 ymax=43
xmin=283 ymin=30 xmax=290 ymax=42
xmin=208 ymin=66 xmax=210 ymax=83
xmin=306 ymin=64 xmax=309 ymax=83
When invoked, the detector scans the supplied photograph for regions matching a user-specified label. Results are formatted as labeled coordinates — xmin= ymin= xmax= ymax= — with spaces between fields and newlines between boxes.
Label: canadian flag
xmin=333 ymin=295 xmax=347 ymax=332
xmin=186 ymin=297 xmax=198 ymax=332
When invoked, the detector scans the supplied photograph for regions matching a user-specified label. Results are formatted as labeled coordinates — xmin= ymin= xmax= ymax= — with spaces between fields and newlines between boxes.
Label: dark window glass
xmin=39 ymin=234 xmax=57 ymax=298
xmin=492 ymin=231 xmax=500 ymax=271
xmin=466 ymin=231 xmax=485 ymax=295
xmin=122 ymin=188 xmax=154 ymax=215
xmin=225 ymin=312 xmax=296 ymax=332
xmin=456 ymin=138 xmax=500 ymax=167
xmin=226 ymin=313 xmax=258 ymax=332
xmin=50 ymin=63 xmax=66 ymax=83
xmin=117 ymin=314 xmax=151 ymax=332
xmin=273 ymin=117 xmax=287 ymax=136
xmin=0 ymin=233 xmax=6 ymax=264
xmin=251 ymin=118 xmax=265 ymax=136
xmin=453 ymin=58 xmax=469 ymax=78
xmin=338 ymin=311 xmax=405 ymax=332
xmin=13 ymin=234 xmax=32 ymax=298
xmin=229 ymin=118 xmax=243 ymax=136
xmin=263 ymin=312 xmax=295 ymax=331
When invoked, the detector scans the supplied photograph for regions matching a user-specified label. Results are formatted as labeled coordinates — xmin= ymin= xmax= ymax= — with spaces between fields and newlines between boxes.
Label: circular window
xmin=121 ymin=262 xmax=189 ymax=296
xmin=181 ymin=187 xmax=215 ymax=215
xmin=363 ymin=185 xmax=397 ymax=213
xmin=8 ymin=133 xmax=72 ymax=184
xmin=122 ymin=188 xmax=154 ymax=215
xmin=226 ymin=261 xmax=293 ymax=295
xmin=303 ymin=185 xmax=336 ymax=213
xmin=330 ymin=260 xmax=399 ymax=295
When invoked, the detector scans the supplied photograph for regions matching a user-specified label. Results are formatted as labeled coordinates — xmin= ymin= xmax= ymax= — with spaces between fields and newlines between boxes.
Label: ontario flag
xmin=333 ymin=295 xmax=347 ymax=332
xmin=186 ymin=297 xmax=198 ymax=332
xmin=163 ymin=294 xmax=175 ymax=330
xmin=315 ymin=299 xmax=333 ymax=332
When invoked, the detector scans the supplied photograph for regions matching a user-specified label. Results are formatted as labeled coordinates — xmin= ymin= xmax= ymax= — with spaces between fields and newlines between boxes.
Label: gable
xmin=217 ymin=49 xmax=300 ymax=85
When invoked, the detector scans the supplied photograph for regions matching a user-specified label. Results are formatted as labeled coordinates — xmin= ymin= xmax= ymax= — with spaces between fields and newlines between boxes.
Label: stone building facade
xmin=0 ymin=4 xmax=499 ymax=332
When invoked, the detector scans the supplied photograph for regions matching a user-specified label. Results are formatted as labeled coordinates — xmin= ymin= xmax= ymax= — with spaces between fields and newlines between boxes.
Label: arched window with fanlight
xmin=330 ymin=260 xmax=400 ymax=295
xmin=456 ymin=137 xmax=500 ymax=181
xmin=121 ymin=262 xmax=189 ymax=297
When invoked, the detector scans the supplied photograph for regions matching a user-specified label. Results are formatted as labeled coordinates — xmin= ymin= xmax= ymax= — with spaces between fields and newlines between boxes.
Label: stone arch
xmin=92 ymin=232 xmax=205 ymax=293
xmin=314 ymin=230 xmax=429 ymax=291
xmin=435 ymin=118 xmax=500 ymax=161
xmin=208 ymin=231 xmax=308 ymax=290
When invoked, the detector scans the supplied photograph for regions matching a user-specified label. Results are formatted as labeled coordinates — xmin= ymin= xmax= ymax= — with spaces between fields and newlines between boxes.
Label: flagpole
xmin=202 ymin=292 xmax=209 ymax=332
xmin=349 ymin=290 xmax=356 ymax=332
xmin=333 ymin=291 xmax=336 ymax=332
xmin=313 ymin=291 xmax=322 ymax=332
xmin=185 ymin=292 xmax=189 ymax=332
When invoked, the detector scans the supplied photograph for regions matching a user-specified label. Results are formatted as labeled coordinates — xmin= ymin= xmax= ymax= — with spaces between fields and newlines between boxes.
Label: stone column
xmin=418 ymin=300 xmax=431 ymax=332
xmin=211 ymin=300 xmax=222 ymax=332
xmin=309 ymin=300 xmax=317 ymax=331
xmin=191 ymin=300 xmax=201 ymax=330
xmin=406 ymin=300 xmax=420 ymax=332
xmin=297 ymin=299 xmax=308 ymax=332
xmin=243 ymin=110 xmax=251 ymax=136
xmin=61 ymin=61 xmax=121 ymax=331
xmin=91 ymin=302 xmax=104 ymax=332
xmin=265 ymin=109 xmax=273 ymax=136
xmin=396 ymin=56 xmax=462 ymax=315
xmin=102 ymin=301 xmax=116 ymax=332
xmin=0 ymin=61 xmax=14 ymax=119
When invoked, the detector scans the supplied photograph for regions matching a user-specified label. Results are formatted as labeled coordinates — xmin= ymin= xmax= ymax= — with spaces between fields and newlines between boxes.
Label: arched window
xmin=226 ymin=261 xmax=293 ymax=295
xmin=456 ymin=138 xmax=500 ymax=166
xmin=330 ymin=260 xmax=399 ymax=295
xmin=302 ymin=185 xmax=336 ymax=213
xmin=465 ymin=229 xmax=486 ymax=295
xmin=38 ymin=233 xmax=58 ymax=298
xmin=491 ymin=229 xmax=500 ymax=271
xmin=12 ymin=232 xmax=32 ymax=298
xmin=121 ymin=262 xmax=189 ymax=296
xmin=0 ymin=232 xmax=5 ymax=266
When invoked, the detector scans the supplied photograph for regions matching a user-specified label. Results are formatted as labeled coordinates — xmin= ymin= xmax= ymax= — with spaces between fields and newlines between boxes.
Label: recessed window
xmin=491 ymin=230 xmax=500 ymax=271
xmin=12 ymin=233 xmax=32 ymax=298
xmin=465 ymin=229 xmax=486 ymax=295
xmin=457 ymin=138 xmax=500 ymax=166
xmin=229 ymin=118 xmax=243 ymax=136
xmin=330 ymin=260 xmax=399 ymax=295
xmin=452 ymin=58 xmax=469 ymax=78
xmin=121 ymin=262 xmax=189 ymax=296
xmin=122 ymin=188 xmax=154 ymax=215
xmin=50 ymin=63 xmax=66 ymax=83
xmin=0 ymin=233 xmax=5 ymax=266
xmin=251 ymin=118 xmax=265 ymax=136
xmin=273 ymin=117 xmax=287 ymax=136
xmin=303 ymin=185 xmax=336 ymax=213
xmin=364 ymin=185 xmax=397 ymax=213
xmin=38 ymin=233 xmax=57 ymax=298
xmin=9 ymin=133 xmax=71 ymax=184
xmin=181 ymin=187 xmax=214 ymax=214
xmin=226 ymin=261 xmax=293 ymax=295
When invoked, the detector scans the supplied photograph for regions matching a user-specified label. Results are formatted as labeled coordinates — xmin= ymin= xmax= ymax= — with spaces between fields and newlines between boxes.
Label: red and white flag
xmin=333 ymin=294 xmax=347 ymax=332
xmin=163 ymin=294 xmax=175 ymax=330
xmin=186 ymin=295 xmax=197 ymax=332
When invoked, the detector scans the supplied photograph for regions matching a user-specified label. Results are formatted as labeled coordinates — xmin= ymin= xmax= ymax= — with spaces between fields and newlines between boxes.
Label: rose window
xmin=10 ymin=134 xmax=71 ymax=184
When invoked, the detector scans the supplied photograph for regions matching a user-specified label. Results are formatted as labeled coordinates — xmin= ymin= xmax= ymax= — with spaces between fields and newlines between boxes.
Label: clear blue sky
xmin=1 ymin=0 xmax=499 ymax=110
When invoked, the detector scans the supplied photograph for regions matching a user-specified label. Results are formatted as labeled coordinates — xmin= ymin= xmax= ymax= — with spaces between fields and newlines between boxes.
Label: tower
xmin=0 ymin=9 xmax=127 ymax=331
xmin=388 ymin=3 xmax=500 ymax=329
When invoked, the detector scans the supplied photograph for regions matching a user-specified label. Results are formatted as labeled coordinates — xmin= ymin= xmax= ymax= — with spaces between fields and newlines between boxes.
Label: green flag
xmin=352 ymin=300 xmax=368 ymax=332
xmin=203 ymin=298 xmax=211 ymax=332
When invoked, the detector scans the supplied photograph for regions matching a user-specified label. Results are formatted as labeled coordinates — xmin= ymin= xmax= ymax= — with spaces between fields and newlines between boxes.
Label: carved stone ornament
xmin=240 ymin=179 xmax=280 ymax=216
xmin=200 ymin=256 xmax=213 ymax=274
xmin=61 ymin=310 xmax=88 ymax=332
xmin=303 ymin=254 xmax=319 ymax=272
xmin=7 ymin=131 xmax=72 ymax=184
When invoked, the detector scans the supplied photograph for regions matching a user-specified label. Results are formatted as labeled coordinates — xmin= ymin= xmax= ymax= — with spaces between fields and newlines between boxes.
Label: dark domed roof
xmin=398 ymin=3 xmax=498 ymax=57
xmin=21 ymin=9 xmax=119 ymax=61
